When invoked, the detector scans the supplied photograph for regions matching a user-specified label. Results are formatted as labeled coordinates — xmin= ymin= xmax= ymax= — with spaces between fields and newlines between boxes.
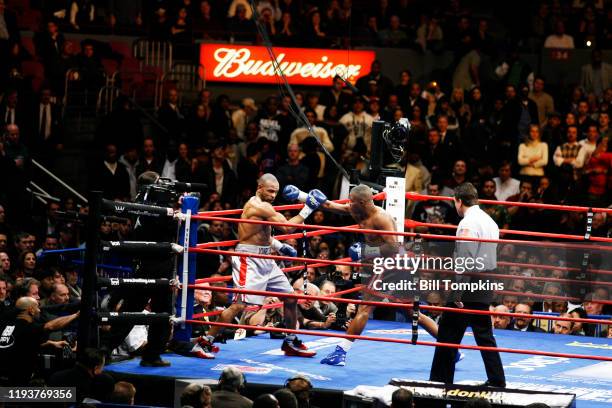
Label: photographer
xmin=104 ymin=171 xmax=181 ymax=367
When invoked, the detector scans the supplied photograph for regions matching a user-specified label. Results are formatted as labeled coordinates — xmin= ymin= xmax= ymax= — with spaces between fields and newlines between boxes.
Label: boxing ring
xmin=77 ymin=189 xmax=612 ymax=407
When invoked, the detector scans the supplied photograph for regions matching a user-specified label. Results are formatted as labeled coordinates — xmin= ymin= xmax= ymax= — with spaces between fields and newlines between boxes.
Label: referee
xmin=429 ymin=183 xmax=506 ymax=387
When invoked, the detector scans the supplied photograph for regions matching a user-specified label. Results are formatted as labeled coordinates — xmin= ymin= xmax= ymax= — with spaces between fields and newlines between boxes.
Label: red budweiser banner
xmin=200 ymin=44 xmax=376 ymax=86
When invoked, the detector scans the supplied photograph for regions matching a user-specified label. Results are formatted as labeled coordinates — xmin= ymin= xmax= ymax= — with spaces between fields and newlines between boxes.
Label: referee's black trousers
xmin=429 ymin=302 xmax=505 ymax=386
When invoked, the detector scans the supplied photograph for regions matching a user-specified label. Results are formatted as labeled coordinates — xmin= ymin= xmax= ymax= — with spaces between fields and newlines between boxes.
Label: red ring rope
xmin=190 ymin=215 xmax=612 ymax=252
xmin=406 ymin=220 xmax=612 ymax=243
xmin=190 ymin=284 xmax=612 ymax=325
xmin=189 ymin=248 xmax=364 ymax=268
xmin=497 ymin=260 xmax=612 ymax=276
xmin=190 ymin=248 xmax=611 ymax=304
xmin=404 ymin=192 xmax=612 ymax=214
xmin=185 ymin=320 xmax=612 ymax=362
xmin=196 ymin=225 xmax=358 ymax=249
xmin=192 ymin=284 xmax=364 ymax=319
xmin=417 ymin=266 xmax=612 ymax=287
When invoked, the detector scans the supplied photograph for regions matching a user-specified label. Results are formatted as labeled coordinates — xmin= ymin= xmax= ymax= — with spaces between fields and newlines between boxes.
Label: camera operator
xmin=104 ymin=171 xmax=181 ymax=367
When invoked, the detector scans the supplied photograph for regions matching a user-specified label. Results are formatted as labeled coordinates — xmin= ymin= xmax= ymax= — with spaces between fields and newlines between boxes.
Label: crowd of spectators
xmin=4 ymin=0 xmax=612 ymax=52
xmin=0 ymin=0 xmax=611 ymax=405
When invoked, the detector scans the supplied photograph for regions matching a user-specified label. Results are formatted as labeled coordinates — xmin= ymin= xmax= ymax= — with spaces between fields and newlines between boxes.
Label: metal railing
xmin=97 ymin=85 xmax=121 ymax=116
xmin=156 ymin=63 xmax=206 ymax=107
xmin=31 ymin=159 xmax=88 ymax=204
xmin=133 ymin=39 xmax=173 ymax=75
xmin=109 ymin=69 xmax=161 ymax=110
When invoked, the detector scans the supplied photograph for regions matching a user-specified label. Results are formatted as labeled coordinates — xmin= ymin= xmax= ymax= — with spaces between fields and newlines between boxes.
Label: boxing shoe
xmin=195 ymin=335 xmax=220 ymax=353
xmin=320 ymin=346 xmax=347 ymax=366
xmin=190 ymin=343 xmax=215 ymax=359
xmin=281 ymin=335 xmax=316 ymax=357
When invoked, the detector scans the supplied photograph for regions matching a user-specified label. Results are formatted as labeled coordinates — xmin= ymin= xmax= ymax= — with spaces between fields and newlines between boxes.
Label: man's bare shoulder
xmin=372 ymin=207 xmax=396 ymax=231
xmin=244 ymin=197 xmax=275 ymax=219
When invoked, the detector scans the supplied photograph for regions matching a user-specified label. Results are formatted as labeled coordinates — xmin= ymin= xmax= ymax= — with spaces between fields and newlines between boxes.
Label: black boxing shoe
xmin=281 ymin=335 xmax=316 ymax=357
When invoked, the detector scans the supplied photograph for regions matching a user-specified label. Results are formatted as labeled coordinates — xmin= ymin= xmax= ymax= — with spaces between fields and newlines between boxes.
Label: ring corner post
xmin=77 ymin=191 xmax=102 ymax=362
xmin=175 ymin=195 xmax=200 ymax=341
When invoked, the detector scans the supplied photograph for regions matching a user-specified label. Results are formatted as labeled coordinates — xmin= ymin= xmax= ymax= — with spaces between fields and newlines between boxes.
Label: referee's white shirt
xmin=456 ymin=205 xmax=499 ymax=270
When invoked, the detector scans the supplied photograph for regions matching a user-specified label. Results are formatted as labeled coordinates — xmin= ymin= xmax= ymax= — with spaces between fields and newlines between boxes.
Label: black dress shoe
xmin=140 ymin=357 xmax=171 ymax=367
xmin=483 ymin=380 xmax=506 ymax=388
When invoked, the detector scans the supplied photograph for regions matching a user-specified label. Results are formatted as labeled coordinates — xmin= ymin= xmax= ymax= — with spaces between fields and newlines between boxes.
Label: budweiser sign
xmin=200 ymin=44 xmax=376 ymax=86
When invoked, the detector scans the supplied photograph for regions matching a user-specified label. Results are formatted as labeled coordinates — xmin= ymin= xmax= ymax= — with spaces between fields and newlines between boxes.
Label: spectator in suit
xmin=510 ymin=303 xmax=546 ymax=332
xmin=319 ymin=75 xmax=352 ymax=116
xmin=118 ymin=146 xmax=140 ymax=199
xmin=0 ymin=90 xmax=25 ymax=130
xmin=31 ymin=88 xmax=63 ymax=163
xmin=421 ymin=128 xmax=450 ymax=177
xmin=437 ymin=114 xmax=461 ymax=155
xmin=356 ymin=60 xmax=394 ymax=102
xmin=93 ymin=144 xmax=131 ymax=200
xmin=276 ymin=143 xmax=309 ymax=192
xmin=34 ymin=20 xmax=65 ymax=83
xmin=157 ymin=88 xmax=185 ymax=151
xmin=196 ymin=141 xmax=237 ymax=206
xmin=135 ymin=137 xmax=164 ymax=177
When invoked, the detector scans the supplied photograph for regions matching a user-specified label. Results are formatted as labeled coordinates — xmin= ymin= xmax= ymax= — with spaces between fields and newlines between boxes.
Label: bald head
xmin=258 ymin=173 xmax=278 ymax=187
xmin=351 ymin=185 xmax=373 ymax=200
xmin=16 ymin=296 xmax=38 ymax=311
xmin=257 ymin=173 xmax=280 ymax=203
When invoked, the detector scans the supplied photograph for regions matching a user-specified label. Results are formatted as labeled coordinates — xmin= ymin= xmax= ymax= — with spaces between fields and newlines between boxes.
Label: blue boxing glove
xmin=348 ymin=242 xmax=362 ymax=262
xmin=299 ymin=189 xmax=327 ymax=219
xmin=349 ymin=242 xmax=381 ymax=261
xmin=271 ymin=238 xmax=297 ymax=257
xmin=283 ymin=185 xmax=308 ymax=202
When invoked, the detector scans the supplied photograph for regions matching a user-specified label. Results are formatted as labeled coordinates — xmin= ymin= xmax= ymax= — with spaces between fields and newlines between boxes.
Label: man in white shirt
xmin=289 ymin=109 xmax=334 ymax=153
xmin=231 ymin=98 xmax=257 ymax=139
xmin=430 ymin=183 xmax=505 ymax=388
xmin=575 ymin=125 xmax=600 ymax=169
xmin=339 ymin=97 xmax=374 ymax=157
xmin=492 ymin=161 xmax=520 ymax=201
xmin=544 ymin=21 xmax=575 ymax=49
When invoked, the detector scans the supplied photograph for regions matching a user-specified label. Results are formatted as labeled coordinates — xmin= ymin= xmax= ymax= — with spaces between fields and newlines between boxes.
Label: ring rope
xmin=186 ymin=320 xmax=612 ymax=362
xmin=406 ymin=219 xmax=612 ymax=243
xmin=190 ymin=284 xmax=612 ymax=325
xmin=191 ymin=284 xmax=364 ymax=319
xmin=404 ymin=192 xmax=612 ymax=214
xmin=190 ymin=215 xmax=612 ymax=252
